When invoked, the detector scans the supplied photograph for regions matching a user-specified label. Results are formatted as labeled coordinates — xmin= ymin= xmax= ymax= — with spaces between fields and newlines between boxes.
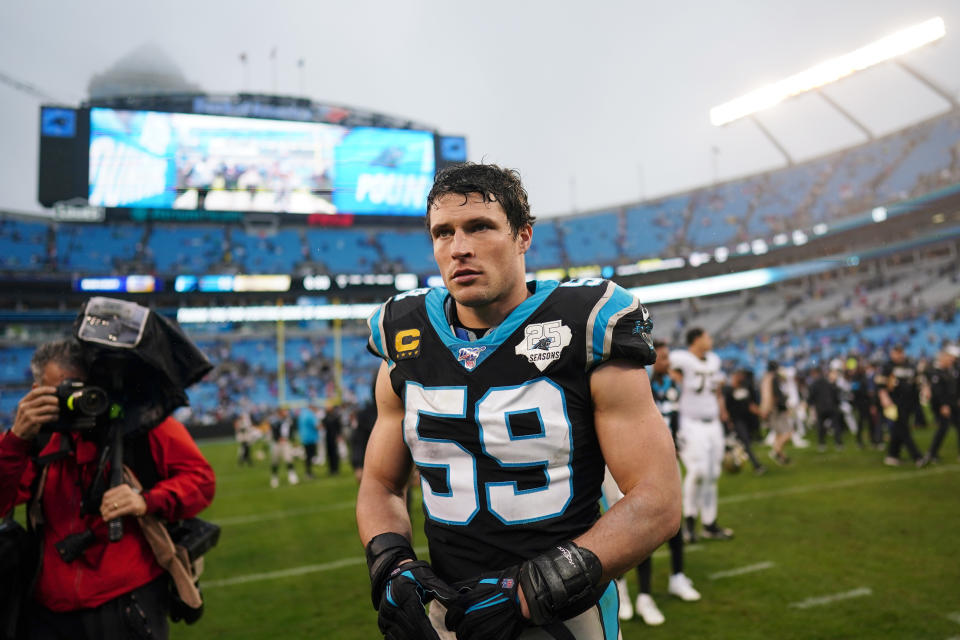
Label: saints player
xmin=671 ymin=328 xmax=734 ymax=543
xmin=356 ymin=163 xmax=681 ymax=640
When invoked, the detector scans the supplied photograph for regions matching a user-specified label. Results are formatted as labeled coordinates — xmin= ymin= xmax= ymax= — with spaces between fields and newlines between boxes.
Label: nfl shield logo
xmin=457 ymin=346 xmax=486 ymax=370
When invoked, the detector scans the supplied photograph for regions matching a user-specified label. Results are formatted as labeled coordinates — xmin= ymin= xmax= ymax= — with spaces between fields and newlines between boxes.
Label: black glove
xmin=366 ymin=533 xmax=457 ymax=640
xmin=444 ymin=567 xmax=528 ymax=640
xmin=518 ymin=541 xmax=605 ymax=626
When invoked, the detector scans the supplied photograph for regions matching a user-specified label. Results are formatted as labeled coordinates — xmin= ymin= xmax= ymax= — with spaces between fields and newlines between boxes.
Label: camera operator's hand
xmin=12 ymin=386 xmax=59 ymax=440
xmin=100 ymin=484 xmax=147 ymax=520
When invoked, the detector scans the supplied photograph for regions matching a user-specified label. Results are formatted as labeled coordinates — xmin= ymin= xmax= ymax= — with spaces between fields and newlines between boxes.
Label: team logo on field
xmin=515 ymin=320 xmax=572 ymax=372
xmin=457 ymin=346 xmax=486 ymax=370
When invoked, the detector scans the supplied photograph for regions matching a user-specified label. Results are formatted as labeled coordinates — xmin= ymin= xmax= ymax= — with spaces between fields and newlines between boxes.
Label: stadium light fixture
xmin=710 ymin=17 xmax=946 ymax=126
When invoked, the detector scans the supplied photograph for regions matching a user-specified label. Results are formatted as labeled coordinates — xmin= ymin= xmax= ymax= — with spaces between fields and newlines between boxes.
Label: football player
xmin=356 ymin=163 xmax=681 ymax=640
xmin=671 ymin=328 xmax=734 ymax=542
xmin=606 ymin=341 xmax=700 ymax=627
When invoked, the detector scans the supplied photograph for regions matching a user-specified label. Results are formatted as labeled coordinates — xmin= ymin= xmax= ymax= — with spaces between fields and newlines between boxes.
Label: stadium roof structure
xmin=710 ymin=17 xmax=955 ymax=165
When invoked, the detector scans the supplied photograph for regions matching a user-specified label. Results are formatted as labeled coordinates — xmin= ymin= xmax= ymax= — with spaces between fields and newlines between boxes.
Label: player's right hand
xmin=11 ymin=386 xmax=58 ymax=440
xmin=377 ymin=560 xmax=458 ymax=640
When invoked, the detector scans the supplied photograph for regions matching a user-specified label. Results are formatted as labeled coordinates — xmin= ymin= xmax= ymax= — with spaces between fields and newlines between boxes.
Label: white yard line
xmin=788 ymin=587 xmax=872 ymax=609
xmin=709 ymin=561 xmax=775 ymax=580
xmin=205 ymin=546 xmax=430 ymax=588
xmin=947 ymin=612 xmax=960 ymax=625
xmin=217 ymin=501 xmax=355 ymax=526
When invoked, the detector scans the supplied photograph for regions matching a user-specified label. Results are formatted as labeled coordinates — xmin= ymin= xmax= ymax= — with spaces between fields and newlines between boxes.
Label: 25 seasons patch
xmin=515 ymin=320 xmax=572 ymax=372
xmin=394 ymin=328 xmax=421 ymax=360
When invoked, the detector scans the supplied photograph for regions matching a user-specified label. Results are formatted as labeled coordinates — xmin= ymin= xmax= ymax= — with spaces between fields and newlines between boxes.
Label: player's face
xmin=695 ymin=331 xmax=713 ymax=352
xmin=430 ymin=193 xmax=532 ymax=316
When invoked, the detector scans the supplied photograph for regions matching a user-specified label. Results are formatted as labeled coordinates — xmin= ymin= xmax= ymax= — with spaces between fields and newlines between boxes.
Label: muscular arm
xmin=356 ymin=361 xmax=415 ymax=546
xmin=574 ymin=360 xmax=682 ymax=581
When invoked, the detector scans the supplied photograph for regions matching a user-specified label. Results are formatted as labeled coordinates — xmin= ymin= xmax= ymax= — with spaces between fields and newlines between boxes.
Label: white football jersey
xmin=671 ymin=349 xmax=723 ymax=420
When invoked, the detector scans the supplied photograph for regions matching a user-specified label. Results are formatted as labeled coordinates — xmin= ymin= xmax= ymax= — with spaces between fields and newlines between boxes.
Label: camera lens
xmin=71 ymin=386 xmax=109 ymax=417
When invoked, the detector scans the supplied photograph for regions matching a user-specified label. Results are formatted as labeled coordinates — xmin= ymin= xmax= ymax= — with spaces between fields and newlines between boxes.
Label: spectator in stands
xmin=761 ymin=361 xmax=794 ymax=466
xmin=269 ymin=407 xmax=299 ymax=488
xmin=298 ymin=405 xmax=320 ymax=479
xmin=920 ymin=346 xmax=960 ymax=466
xmin=877 ymin=345 xmax=924 ymax=467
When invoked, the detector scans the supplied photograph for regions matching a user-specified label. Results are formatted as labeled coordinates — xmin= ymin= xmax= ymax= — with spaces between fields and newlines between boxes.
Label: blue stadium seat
xmin=0 ymin=218 xmax=49 ymax=271
xmin=623 ymin=196 xmax=688 ymax=259
xmin=230 ymin=228 xmax=304 ymax=273
xmin=557 ymin=211 xmax=620 ymax=264
xmin=305 ymin=229 xmax=381 ymax=273
xmin=378 ymin=230 xmax=435 ymax=274
xmin=56 ymin=224 xmax=141 ymax=273
xmin=148 ymin=226 xmax=225 ymax=273
xmin=525 ymin=220 xmax=564 ymax=270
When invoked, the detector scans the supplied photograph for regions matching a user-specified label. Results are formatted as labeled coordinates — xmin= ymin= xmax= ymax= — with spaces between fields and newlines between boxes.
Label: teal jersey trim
xmin=591 ymin=285 xmax=636 ymax=367
xmin=425 ymin=280 xmax=560 ymax=371
xmin=599 ymin=580 xmax=620 ymax=640
xmin=368 ymin=303 xmax=388 ymax=361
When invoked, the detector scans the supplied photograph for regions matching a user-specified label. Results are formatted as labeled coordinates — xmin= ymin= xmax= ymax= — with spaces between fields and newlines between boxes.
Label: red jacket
xmin=0 ymin=417 xmax=215 ymax=612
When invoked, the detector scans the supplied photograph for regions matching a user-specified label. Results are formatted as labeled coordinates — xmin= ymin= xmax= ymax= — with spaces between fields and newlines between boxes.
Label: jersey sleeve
xmin=366 ymin=300 xmax=391 ymax=362
xmin=586 ymin=282 xmax=656 ymax=370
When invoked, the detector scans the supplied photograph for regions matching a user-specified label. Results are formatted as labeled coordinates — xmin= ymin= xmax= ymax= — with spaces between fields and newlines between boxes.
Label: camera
xmin=51 ymin=379 xmax=110 ymax=431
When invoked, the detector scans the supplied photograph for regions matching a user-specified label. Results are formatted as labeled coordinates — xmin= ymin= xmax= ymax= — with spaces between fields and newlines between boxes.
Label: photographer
xmin=0 ymin=338 xmax=215 ymax=640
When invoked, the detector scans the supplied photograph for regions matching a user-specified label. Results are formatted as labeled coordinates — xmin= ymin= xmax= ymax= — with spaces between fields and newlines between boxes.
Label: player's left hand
xmin=444 ymin=567 xmax=528 ymax=640
xmin=377 ymin=560 xmax=458 ymax=640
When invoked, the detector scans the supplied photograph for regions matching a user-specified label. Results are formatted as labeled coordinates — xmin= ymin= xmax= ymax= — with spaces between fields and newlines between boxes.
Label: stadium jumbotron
xmin=2 ymin=7 xmax=960 ymax=640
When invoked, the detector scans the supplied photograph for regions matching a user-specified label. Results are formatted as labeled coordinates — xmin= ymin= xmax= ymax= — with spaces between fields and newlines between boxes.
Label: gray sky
xmin=1 ymin=0 xmax=958 ymax=218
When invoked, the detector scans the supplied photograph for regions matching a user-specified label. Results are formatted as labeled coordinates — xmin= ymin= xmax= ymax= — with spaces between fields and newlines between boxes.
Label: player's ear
xmin=516 ymin=223 xmax=532 ymax=255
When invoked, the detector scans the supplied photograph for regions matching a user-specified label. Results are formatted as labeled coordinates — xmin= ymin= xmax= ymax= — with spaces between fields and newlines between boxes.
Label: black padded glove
xmin=444 ymin=567 xmax=528 ymax=640
xmin=366 ymin=533 xmax=457 ymax=640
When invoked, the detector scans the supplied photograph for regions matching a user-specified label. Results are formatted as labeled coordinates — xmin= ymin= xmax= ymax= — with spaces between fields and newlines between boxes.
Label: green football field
xmin=177 ymin=429 xmax=960 ymax=640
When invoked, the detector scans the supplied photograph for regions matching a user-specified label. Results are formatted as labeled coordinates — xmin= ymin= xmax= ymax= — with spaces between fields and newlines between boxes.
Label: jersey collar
xmin=425 ymin=280 xmax=559 ymax=371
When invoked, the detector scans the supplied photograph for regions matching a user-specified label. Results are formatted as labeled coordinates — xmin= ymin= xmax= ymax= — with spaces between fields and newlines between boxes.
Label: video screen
xmin=88 ymin=108 xmax=435 ymax=216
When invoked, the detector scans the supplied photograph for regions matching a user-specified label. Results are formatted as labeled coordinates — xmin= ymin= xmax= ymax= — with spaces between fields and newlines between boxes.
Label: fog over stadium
xmin=2 ymin=0 xmax=959 ymax=218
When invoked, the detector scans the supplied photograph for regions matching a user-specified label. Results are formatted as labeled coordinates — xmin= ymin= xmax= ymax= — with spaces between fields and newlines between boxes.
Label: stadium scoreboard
xmin=38 ymin=97 xmax=467 ymax=226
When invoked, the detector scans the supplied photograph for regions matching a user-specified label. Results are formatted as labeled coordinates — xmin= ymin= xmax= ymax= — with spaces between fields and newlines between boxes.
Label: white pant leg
xmin=677 ymin=417 xmax=709 ymax=519
xmin=700 ymin=419 xmax=724 ymax=524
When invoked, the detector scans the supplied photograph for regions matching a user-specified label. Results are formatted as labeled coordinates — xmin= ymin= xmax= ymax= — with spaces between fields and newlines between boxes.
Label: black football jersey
xmin=367 ymin=278 xmax=655 ymax=583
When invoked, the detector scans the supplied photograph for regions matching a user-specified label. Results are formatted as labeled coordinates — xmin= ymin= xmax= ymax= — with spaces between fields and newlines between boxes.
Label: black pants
xmin=929 ymin=412 xmax=960 ymax=459
xmin=325 ymin=427 xmax=341 ymax=475
xmin=817 ymin=411 xmax=843 ymax=446
xmin=26 ymin=576 xmax=169 ymax=640
xmin=637 ymin=529 xmax=684 ymax=594
xmin=730 ymin=419 xmax=763 ymax=469
xmin=853 ymin=404 xmax=877 ymax=446
xmin=303 ymin=442 xmax=318 ymax=477
xmin=888 ymin=406 xmax=921 ymax=461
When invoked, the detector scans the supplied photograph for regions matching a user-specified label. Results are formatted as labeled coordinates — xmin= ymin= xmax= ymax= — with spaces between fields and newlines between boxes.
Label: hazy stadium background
xmin=2 ymin=2 xmax=960 ymax=638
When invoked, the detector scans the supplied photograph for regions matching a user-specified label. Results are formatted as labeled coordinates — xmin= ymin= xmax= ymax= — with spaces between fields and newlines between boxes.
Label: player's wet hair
xmin=426 ymin=162 xmax=535 ymax=237
xmin=685 ymin=327 xmax=705 ymax=346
